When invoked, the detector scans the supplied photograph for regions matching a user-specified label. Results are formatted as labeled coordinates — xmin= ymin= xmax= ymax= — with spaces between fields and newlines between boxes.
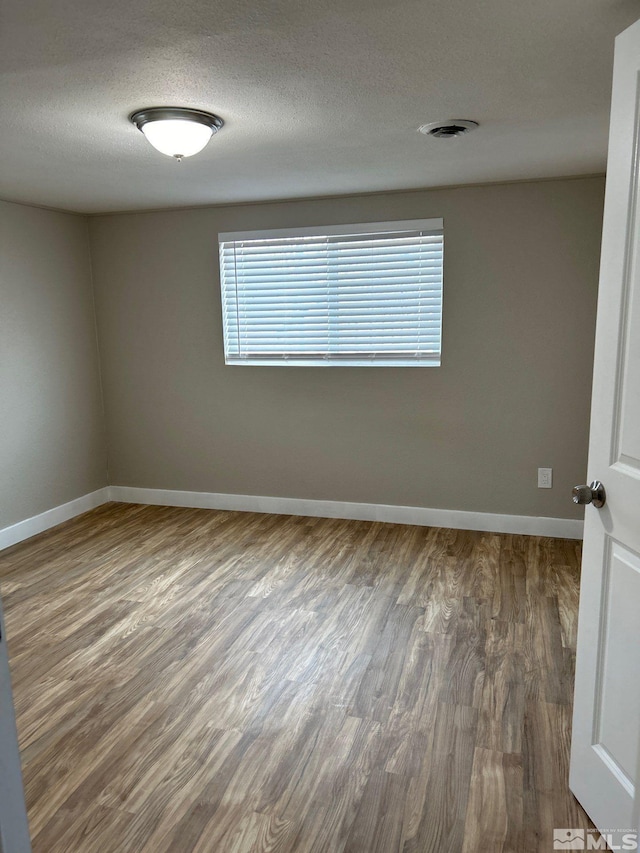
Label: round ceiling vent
xmin=418 ymin=120 xmax=479 ymax=139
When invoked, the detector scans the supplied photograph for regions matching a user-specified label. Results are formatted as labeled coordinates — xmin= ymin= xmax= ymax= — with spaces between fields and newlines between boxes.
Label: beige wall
xmin=89 ymin=177 xmax=604 ymax=520
xmin=0 ymin=200 xmax=107 ymax=528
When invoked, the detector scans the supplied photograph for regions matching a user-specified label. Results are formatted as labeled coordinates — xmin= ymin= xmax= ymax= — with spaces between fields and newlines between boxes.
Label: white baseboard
xmin=0 ymin=488 xmax=110 ymax=552
xmin=0 ymin=486 xmax=584 ymax=552
xmin=108 ymin=486 xmax=584 ymax=540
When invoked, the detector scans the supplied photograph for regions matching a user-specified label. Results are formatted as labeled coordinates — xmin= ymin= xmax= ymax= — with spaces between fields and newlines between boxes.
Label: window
xmin=218 ymin=218 xmax=443 ymax=367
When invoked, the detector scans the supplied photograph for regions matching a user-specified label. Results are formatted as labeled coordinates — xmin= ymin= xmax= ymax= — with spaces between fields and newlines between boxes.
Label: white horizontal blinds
xmin=219 ymin=220 xmax=443 ymax=366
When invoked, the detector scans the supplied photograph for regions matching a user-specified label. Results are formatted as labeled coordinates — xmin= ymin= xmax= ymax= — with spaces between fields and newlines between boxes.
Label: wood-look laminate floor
xmin=0 ymin=503 xmax=593 ymax=853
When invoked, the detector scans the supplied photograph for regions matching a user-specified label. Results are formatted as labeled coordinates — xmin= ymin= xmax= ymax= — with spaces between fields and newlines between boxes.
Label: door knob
xmin=572 ymin=481 xmax=606 ymax=508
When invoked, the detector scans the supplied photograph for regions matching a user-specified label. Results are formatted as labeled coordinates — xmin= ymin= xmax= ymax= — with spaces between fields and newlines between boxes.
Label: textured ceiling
xmin=0 ymin=0 xmax=638 ymax=213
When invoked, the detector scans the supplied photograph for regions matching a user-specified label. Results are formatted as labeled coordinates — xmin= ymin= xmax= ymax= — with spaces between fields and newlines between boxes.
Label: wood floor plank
xmin=343 ymin=769 xmax=411 ymax=853
xmin=522 ymin=700 xmax=591 ymax=853
xmin=477 ymin=619 xmax=526 ymax=754
xmin=402 ymin=702 xmax=479 ymax=853
xmin=0 ymin=502 xmax=594 ymax=852
xmin=462 ymin=747 xmax=523 ymax=853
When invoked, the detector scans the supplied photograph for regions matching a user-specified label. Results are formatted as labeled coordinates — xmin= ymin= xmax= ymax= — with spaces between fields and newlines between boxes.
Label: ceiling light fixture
xmin=130 ymin=107 xmax=224 ymax=162
xmin=418 ymin=120 xmax=478 ymax=139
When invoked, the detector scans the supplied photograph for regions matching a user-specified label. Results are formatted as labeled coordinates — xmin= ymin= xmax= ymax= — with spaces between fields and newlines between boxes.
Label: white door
xmin=570 ymin=16 xmax=640 ymax=849
xmin=0 ymin=598 xmax=31 ymax=853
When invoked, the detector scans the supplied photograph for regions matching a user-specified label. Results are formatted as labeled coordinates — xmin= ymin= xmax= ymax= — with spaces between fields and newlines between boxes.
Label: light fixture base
xmin=130 ymin=107 xmax=224 ymax=134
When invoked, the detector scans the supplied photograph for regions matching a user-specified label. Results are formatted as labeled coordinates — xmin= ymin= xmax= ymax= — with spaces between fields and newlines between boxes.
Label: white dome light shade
xmin=141 ymin=119 xmax=212 ymax=158
xmin=130 ymin=108 xmax=224 ymax=161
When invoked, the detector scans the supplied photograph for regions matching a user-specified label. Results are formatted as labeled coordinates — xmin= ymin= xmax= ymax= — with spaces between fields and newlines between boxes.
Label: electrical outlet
xmin=538 ymin=467 xmax=553 ymax=489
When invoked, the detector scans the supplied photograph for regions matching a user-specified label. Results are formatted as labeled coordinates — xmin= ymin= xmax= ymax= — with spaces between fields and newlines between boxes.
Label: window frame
xmin=218 ymin=217 xmax=444 ymax=368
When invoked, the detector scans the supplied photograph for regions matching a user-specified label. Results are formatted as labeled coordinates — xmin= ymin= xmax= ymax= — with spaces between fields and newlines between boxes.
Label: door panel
xmin=570 ymin=16 xmax=640 ymax=845
xmin=0 ymin=598 xmax=31 ymax=852
xmin=616 ymin=129 xmax=640 ymax=469
xmin=595 ymin=540 xmax=640 ymax=787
